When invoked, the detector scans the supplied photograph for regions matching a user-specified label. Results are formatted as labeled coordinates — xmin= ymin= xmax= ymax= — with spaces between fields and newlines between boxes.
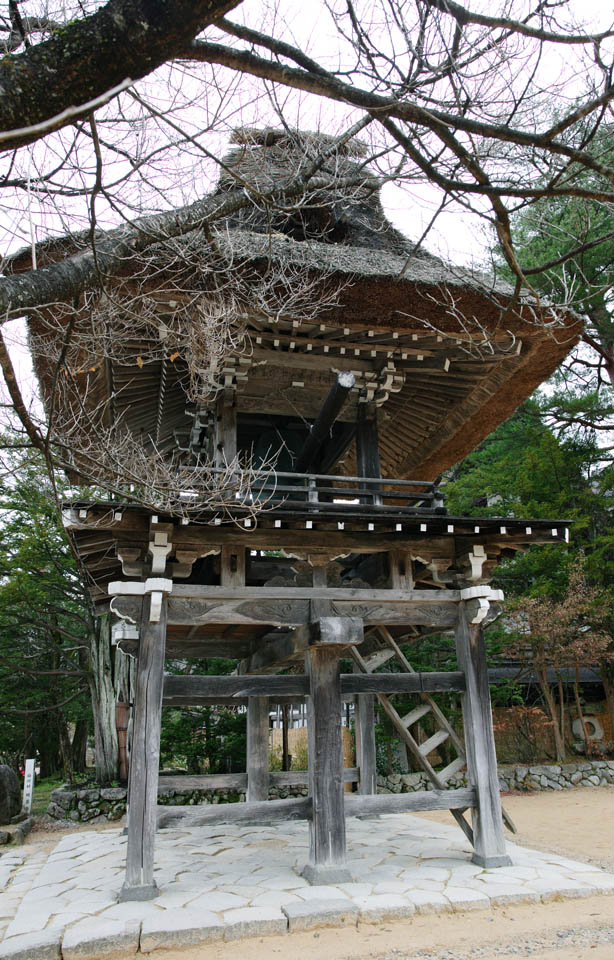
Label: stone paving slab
xmin=0 ymin=813 xmax=613 ymax=957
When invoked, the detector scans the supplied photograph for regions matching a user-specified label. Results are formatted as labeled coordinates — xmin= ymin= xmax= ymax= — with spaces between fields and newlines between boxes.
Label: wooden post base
xmin=119 ymin=882 xmax=159 ymax=902
xmin=472 ymin=852 xmax=512 ymax=869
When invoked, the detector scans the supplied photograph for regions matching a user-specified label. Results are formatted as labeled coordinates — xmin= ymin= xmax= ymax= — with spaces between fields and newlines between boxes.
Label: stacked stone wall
xmin=47 ymin=760 xmax=614 ymax=823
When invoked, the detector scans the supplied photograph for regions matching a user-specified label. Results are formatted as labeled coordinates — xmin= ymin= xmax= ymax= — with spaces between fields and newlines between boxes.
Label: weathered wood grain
xmin=157 ymin=796 xmax=312 ymax=829
xmin=344 ymin=787 xmax=477 ymax=817
xmin=455 ymin=601 xmax=511 ymax=868
xmin=354 ymin=662 xmax=377 ymax=796
xmin=120 ymin=594 xmax=167 ymax=901
xmin=163 ymin=674 xmax=310 ymax=701
xmin=341 ymin=672 xmax=466 ymax=694
xmin=247 ymin=697 xmax=270 ymax=802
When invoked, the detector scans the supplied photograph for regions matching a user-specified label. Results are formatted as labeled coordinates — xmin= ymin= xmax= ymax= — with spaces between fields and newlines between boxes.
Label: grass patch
xmin=31 ymin=775 xmax=64 ymax=816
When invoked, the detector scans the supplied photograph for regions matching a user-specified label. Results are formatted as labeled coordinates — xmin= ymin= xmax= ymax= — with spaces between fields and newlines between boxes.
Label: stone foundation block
xmin=140 ymin=910 xmax=224 ymax=952
xmin=282 ymin=898 xmax=359 ymax=932
xmin=61 ymin=919 xmax=140 ymax=960
xmin=0 ymin=932 xmax=61 ymax=960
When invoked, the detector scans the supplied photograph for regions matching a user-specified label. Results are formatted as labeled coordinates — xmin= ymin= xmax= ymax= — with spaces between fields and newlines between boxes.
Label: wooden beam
xmin=157 ymin=770 xmax=359 ymax=791
xmin=155 ymin=788 xmax=477 ymax=831
xmin=115 ymin=593 xmax=459 ymax=630
xmin=294 ymin=372 xmax=355 ymax=473
xmin=120 ymin=594 xmax=167 ymax=902
xmin=163 ymin=671 xmax=466 ymax=704
xmin=455 ymin=601 xmax=511 ymax=868
xmin=341 ymin=672 xmax=466 ymax=695
xmin=170 ymin=586 xmax=461 ymax=603
xmin=159 ymin=773 xmax=247 ymax=791
xmin=164 ymin=674 xmax=310 ymax=702
xmin=344 ymin=787 xmax=476 ymax=817
xmin=157 ymin=796 xmax=311 ymax=829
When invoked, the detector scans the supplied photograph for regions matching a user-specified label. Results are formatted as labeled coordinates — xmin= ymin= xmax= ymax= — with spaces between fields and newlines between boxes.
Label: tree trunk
xmin=572 ymin=664 xmax=592 ymax=755
xmin=57 ymin=711 xmax=74 ymax=782
xmin=600 ymin=662 xmax=614 ymax=744
xmin=89 ymin=613 xmax=118 ymax=784
xmin=72 ymin=717 xmax=89 ymax=774
xmin=557 ymin=673 xmax=567 ymax=749
xmin=537 ymin=668 xmax=565 ymax=761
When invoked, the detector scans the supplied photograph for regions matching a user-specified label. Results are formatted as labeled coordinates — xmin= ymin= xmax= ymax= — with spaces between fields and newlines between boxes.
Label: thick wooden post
xmin=354 ymin=665 xmax=377 ymax=795
xmin=120 ymin=593 xmax=167 ymax=901
xmin=455 ymin=601 xmax=511 ymax=868
xmin=303 ymin=617 xmax=363 ymax=884
xmin=247 ymin=696 xmax=270 ymax=802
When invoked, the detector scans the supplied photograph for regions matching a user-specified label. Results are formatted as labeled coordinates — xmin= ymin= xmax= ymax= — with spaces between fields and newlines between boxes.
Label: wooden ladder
xmin=351 ymin=626 xmax=516 ymax=840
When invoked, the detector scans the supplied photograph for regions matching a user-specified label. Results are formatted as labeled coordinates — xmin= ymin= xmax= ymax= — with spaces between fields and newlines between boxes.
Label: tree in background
xmin=0 ymin=445 xmax=132 ymax=782
xmin=160 ymin=659 xmax=246 ymax=775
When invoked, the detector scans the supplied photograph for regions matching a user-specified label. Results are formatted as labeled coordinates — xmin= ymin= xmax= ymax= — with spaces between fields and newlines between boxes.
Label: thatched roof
xmin=17 ymin=127 xmax=582 ymax=485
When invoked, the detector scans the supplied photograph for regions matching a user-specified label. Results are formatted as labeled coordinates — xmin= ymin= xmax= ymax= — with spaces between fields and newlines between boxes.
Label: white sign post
xmin=22 ymin=759 xmax=35 ymax=814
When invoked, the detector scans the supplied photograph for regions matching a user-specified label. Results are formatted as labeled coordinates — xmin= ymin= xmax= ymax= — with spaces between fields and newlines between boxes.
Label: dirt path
xmin=143 ymin=787 xmax=614 ymax=960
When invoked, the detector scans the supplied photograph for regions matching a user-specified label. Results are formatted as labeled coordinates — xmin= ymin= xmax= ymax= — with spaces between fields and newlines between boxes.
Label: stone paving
xmin=1 ymin=814 xmax=614 ymax=958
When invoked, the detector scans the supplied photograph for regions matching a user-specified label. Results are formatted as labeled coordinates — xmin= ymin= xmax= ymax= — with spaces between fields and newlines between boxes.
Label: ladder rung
xmin=364 ymin=649 xmax=396 ymax=673
xmin=438 ymin=756 xmax=466 ymax=783
xmin=401 ymin=703 xmax=432 ymax=727
xmin=418 ymin=729 xmax=449 ymax=756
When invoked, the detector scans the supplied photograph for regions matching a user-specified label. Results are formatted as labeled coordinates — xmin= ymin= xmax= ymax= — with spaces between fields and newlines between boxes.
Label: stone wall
xmin=47 ymin=760 xmax=614 ymax=823
xmin=377 ymin=759 xmax=614 ymax=794
xmin=46 ymin=782 xmax=309 ymax=823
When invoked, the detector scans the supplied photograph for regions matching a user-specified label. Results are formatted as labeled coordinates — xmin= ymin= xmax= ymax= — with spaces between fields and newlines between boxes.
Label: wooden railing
xmin=229 ymin=470 xmax=446 ymax=519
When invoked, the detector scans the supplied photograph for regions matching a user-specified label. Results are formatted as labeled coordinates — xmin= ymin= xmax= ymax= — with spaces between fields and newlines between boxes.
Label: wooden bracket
xmin=459 ymin=586 xmax=504 ymax=625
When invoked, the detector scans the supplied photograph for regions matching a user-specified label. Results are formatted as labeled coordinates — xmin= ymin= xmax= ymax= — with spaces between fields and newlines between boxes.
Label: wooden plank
xmin=247 ymin=697 xmax=270 ymax=802
xmin=120 ymin=594 xmax=167 ymax=902
xmin=341 ymin=672 xmax=466 ymax=694
xmin=163 ymin=674 xmax=310 ymax=701
xmin=455 ymin=601 xmax=511 ymax=868
xmin=157 ymin=796 xmax=311 ymax=829
xmin=344 ymin=787 xmax=476 ymax=817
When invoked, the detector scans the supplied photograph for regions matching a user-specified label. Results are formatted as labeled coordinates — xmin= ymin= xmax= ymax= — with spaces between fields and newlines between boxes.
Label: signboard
xmin=22 ymin=759 xmax=35 ymax=814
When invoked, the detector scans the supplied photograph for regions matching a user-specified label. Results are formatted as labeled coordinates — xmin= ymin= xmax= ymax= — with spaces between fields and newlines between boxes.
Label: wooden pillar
xmin=215 ymin=387 xmax=237 ymax=468
xmin=455 ymin=601 xmax=511 ymax=868
xmin=354 ymin=666 xmax=377 ymax=795
xmin=247 ymin=696 xmax=270 ymax=802
xmin=302 ymin=617 xmax=363 ymax=884
xmin=120 ymin=593 xmax=167 ymax=901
